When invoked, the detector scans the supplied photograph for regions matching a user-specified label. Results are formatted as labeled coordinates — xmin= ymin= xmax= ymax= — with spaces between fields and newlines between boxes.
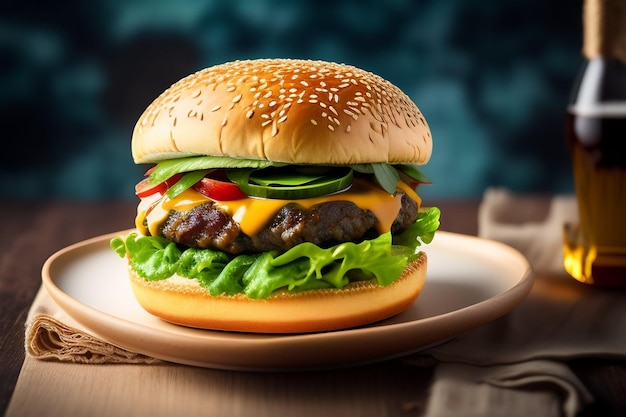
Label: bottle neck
xmin=583 ymin=0 xmax=626 ymax=62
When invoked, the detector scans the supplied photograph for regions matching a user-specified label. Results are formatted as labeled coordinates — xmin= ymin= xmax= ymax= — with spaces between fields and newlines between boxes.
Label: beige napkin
xmin=25 ymin=285 xmax=161 ymax=364
xmin=478 ymin=187 xmax=579 ymax=275
xmin=418 ymin=187 xmax=626 ymax=417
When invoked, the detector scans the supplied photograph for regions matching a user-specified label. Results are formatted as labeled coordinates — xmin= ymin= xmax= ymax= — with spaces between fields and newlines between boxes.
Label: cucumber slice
xmin=227 ymin=167 xmax=353 ymax=199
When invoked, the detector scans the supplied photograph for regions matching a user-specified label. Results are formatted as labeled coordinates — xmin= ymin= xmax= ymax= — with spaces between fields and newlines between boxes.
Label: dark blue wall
xmin=1 ymin=0 xmax=582 ymax=200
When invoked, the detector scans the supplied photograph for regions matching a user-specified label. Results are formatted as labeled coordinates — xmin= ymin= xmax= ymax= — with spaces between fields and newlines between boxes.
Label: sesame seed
xmin=211 ymin=105 xmax=221 ymax=112
xmin=271 ymin=122 xmax=279 ymax=136
xmin=346 ymin=124 xmax=352 ymax=133
xmin=246 ymin=109 xmax=254 ymax=118
xmin=261 ymin=113 xmax=270 ymax=119
xmin=327 ymin=124 xmax=334 ymax=131
xmin=221 ymin=117 xmax=227 ymax=126
xmin=344 ymin=109 xmax=359 ymax=120
xmin=329 ymin=105 xmax=338 ymax=116
xmin=263 ymin=91 xmax=272 ymax=98
xmin=310 ymin=119 xmax=318 ymax=125
xmin=232 ymin=94 xmax=242 ymax=103
xmin=191 ymin=90 xmax=201 ymax=98
xmin=278 ymin=115 xmax=287 ymax=123
xmin=226 ymin=86 xmax=236 ymax=92
xmin=269 ymin=100 xmax=277 ymax=107
xmin=261 ymin=119 xmax=272 ymax=127
xmin=319 ymin=102 xmax=327 ymax=108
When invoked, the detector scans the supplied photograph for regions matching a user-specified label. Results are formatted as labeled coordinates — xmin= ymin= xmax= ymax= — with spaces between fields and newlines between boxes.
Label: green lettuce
xmin=111 ymin=207 xmax=441 ymax=300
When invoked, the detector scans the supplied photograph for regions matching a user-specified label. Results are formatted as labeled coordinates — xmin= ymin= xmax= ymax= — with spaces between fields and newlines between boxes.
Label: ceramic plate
xmin=42 ymin=230 xmax=533 ymax=370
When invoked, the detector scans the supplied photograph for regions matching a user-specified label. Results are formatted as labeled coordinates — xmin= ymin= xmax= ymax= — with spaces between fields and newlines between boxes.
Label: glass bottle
xmin=564 ymin=0 xmax=626 ymax=287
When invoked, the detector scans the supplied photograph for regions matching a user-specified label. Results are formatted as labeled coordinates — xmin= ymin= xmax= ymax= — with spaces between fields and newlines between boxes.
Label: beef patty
xmin=159 ymin=191 xmax=418 ymax=254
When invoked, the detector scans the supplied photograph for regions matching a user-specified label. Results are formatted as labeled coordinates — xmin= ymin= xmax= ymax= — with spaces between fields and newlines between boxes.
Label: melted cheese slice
xmin=136 ymin=178 xmax=421 ymax=238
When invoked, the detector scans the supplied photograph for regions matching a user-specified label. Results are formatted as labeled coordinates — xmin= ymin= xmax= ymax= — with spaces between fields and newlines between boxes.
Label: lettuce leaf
xmin=148 ymin=156 xmax=282 ymax=184
xmin=110 ymin=207 xmax=441 ymax=299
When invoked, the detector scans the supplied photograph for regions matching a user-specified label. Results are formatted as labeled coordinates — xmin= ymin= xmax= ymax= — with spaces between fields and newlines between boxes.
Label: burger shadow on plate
xmin=373 ymin=279 xmax=493 ymax=326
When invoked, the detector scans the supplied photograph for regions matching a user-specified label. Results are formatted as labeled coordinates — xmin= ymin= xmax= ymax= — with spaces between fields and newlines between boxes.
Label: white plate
xmin=42 ymin=230 xmax=533 ymax=370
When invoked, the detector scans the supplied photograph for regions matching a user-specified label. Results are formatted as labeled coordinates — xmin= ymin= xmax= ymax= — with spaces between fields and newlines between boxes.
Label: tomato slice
xmin=135 ymin=173 xmax=183 ymax=198
xmin=193 ymin=177 xmax=247 ymax=201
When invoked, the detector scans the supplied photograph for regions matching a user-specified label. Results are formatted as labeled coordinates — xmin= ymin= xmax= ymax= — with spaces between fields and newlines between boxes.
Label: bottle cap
xmin=583 ymin=0 xmax=626 ymax=62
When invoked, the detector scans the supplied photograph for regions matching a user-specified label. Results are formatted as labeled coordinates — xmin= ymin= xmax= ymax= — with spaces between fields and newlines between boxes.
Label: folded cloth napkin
xmin=417 ymin=187 xmax=626 ymax=417
xmin=25 ymin=285 xmax=161 ymax=364
xmin=20 ymin=188 xmax=625 ymax=417
xmin=420 ymin=361 xmax=591 ymax=417
xmin=478 ymin=187 xmax=579 ymax=275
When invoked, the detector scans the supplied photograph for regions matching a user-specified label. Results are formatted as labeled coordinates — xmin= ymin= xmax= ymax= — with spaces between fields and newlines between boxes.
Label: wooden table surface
xmin=1 ymin=199 xmax=625 ymax=416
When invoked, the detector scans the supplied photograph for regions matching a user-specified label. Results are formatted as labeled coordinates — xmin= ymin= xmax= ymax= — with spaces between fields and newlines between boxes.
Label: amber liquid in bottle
xmin=564 ymin=58 xmax=626 ymax=287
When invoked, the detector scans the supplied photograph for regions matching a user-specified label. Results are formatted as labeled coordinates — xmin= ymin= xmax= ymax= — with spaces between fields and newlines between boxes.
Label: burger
xmin=111 ymin=58 xmax=440 ymax=333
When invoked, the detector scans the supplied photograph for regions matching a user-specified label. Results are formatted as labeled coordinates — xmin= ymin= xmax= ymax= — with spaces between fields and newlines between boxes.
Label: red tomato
xmin=193 ymin=177 xmax=247 ymax=201
xmin=135 ymin=173 xmax=183 ymax=198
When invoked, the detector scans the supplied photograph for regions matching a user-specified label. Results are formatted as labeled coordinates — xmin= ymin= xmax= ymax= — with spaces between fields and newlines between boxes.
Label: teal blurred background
xmin=1 ymin=0 xmax=582 ymax=200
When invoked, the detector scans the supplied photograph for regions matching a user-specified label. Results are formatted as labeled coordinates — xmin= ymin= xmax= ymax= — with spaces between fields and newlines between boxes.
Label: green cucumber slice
xmin=227 ymin=167 xmax=353 ymax=199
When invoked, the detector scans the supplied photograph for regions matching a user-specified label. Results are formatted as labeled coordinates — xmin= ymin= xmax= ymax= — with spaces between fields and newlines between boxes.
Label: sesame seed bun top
xmin=131 ymin=58 xmax=432 ymax=166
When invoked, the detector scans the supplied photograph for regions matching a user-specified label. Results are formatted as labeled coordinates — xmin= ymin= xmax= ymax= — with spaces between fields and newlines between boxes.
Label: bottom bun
xmin=127 ymin=252 xmax=427 ymax=333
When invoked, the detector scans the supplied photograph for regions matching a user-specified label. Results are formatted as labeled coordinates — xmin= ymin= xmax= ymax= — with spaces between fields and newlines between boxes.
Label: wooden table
xmin=1 ymin=199 xmax=625 ymax=416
